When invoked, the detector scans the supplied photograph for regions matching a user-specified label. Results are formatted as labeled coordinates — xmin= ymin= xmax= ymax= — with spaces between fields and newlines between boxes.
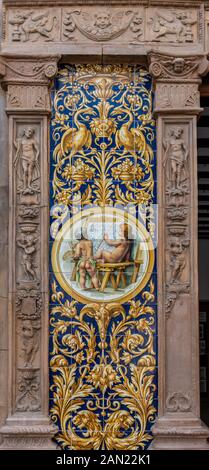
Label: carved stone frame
xmin=0 ymin=17 xmax=209 ymax=450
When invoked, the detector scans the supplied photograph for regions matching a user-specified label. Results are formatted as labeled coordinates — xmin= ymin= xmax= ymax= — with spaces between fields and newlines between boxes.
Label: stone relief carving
xmin=4 ymin=6 xmax=201 ymax=45
xmin=14 ymin=127 xmax=40 ymax=196
xmin=9 ymin=10 xmax=58 ymax=42
xmin=18 ymin=319 xmax=41 ymax=367
xmin=166 ymin=392 xmax=191 ymax=412
xmin=16 ymin=370 xmax=41 ymax=412
xmin=0 ymin=58 xmax=58 ymax=85
xmin=149 ymin=54 xmax=208 ymax=80
xmin=168 ymin=230 xmax=190 ymax=284
xmin=163 ymin=127 xmax=189 ymax=195
xmin=17 ymin=224 xmax=38 ymax=280
xmin=163 ymin=126 xmax=190 ymax=317
xmin=62 ymin=9 xmax=143 ymax=42
xmin=156 ymin=84 xmax=200 ymax=109
xmin=16 ymin=289 xmax=42 ymax=320
xmin=149 ymin=9 xmax=197 ymax=43
xmin=7 ymin=85 xmax=50 ymax=110
xmin=18 ymin=205 xmax=39 ymax=219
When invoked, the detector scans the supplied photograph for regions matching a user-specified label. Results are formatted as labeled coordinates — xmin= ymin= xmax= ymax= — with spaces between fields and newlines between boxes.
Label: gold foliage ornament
xmin=50 ymin=280 xmax=157 ymax=450
xmin=51 ymin=65 xmax=156 ymax=237
xmin=50 ymin=65 xmax=157 ymax=450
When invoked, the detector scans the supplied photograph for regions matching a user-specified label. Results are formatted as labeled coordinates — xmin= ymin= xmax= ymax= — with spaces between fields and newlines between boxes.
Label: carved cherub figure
xmin=169 ymin=237 xmax=189 ymax=282
xmin=17 ymin=231 xmax=38 ymax=279
xmin=94 ymin=12 xmax=111 ymax=30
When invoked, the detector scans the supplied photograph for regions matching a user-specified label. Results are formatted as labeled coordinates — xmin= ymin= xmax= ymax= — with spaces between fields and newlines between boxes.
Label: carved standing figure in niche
xmin=14 ymin=127 xmax=40 ymax=195
xmin=163 ymin=127 xmax=188 ymax=192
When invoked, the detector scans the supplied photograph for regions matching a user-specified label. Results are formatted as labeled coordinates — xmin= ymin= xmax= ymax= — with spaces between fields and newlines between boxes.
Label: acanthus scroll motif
xmin=16 ymin=370 xmax=40 ymax=412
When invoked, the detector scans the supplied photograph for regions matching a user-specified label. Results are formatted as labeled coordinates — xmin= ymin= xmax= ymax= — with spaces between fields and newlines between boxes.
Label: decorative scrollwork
xmin=51 ymin=65 xmax=155 ymax=233
xmin=50 ymin=280 xmax=157 ymax=450
xmin=50 ymin=65 xmax=157 ymax=450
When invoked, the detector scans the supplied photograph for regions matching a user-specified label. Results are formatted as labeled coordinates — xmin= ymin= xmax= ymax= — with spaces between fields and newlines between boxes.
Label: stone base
xmin=0 ymin=415 xmax=57 ymax=450
xmin=150 ymin=417 xmax=209 ymax=450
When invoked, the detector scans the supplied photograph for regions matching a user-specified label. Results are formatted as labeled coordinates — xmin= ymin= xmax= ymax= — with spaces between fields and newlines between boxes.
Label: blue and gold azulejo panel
xmin=49 ymin=64 xmax=157 ymax=450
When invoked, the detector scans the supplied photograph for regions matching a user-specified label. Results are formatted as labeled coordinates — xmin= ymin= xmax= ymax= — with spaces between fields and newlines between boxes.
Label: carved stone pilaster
xmin=148 ymin=52 xmax=209 ymax=449
xmin=0 ymin=56 xmax=58 ymax=450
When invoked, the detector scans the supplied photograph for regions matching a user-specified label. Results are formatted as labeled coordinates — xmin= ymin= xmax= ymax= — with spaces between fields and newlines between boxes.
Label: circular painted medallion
xmin=52 ymin=207 xmax=154 ymax=304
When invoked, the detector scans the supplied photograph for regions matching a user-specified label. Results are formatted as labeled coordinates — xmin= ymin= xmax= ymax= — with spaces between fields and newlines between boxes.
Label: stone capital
xmin=148 ymin=52 xmax=209 ymax=83
xmin=0 ymin=55 xmax=60 ymax=112
xmin=148 ymin=52 xmax=209 ymax=113
xmin=0 ymin=55 xmax=60 ymax=87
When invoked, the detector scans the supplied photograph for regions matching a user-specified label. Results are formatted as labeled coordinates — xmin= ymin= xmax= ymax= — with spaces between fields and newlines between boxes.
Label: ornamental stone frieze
xmin=0 ymin=1 xmax=205 ymax=55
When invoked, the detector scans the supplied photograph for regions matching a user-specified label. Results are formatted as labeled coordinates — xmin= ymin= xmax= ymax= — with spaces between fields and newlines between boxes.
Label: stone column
xmin=0 ymin=56 xmax=58 ymax=449
xmin=148 ymin=52 xmax=209 ymax=450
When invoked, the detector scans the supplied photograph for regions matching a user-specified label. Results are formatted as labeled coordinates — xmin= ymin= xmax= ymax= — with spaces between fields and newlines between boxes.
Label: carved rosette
xmin=0 ymin=56 xmax=58 ymax=449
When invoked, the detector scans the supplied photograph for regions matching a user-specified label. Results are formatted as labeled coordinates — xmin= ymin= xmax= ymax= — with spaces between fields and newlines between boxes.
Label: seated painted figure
xmin=95 ymin=223 xmax=132 ymax=264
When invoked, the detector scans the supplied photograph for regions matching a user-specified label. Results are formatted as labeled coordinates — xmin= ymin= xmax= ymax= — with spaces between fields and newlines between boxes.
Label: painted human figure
xmin=163 ymin=127 xmax=188 ymax=191
xmin=71 ymin=233 xmax=99 ymax=290
xmin=95 ymin=223 xmax=132 ymax=263
xmin=14 ymin=127 xmax=40 ymax=194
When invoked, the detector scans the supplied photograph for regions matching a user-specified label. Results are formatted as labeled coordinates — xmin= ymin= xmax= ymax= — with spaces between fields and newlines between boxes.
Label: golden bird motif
xmin=61 ymin=107 xmax=95 ymax=157
xmin=53 ymin=107 xmax=95 ymax=163
xmin=112 ymin=108 xmax=153 ymax=163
